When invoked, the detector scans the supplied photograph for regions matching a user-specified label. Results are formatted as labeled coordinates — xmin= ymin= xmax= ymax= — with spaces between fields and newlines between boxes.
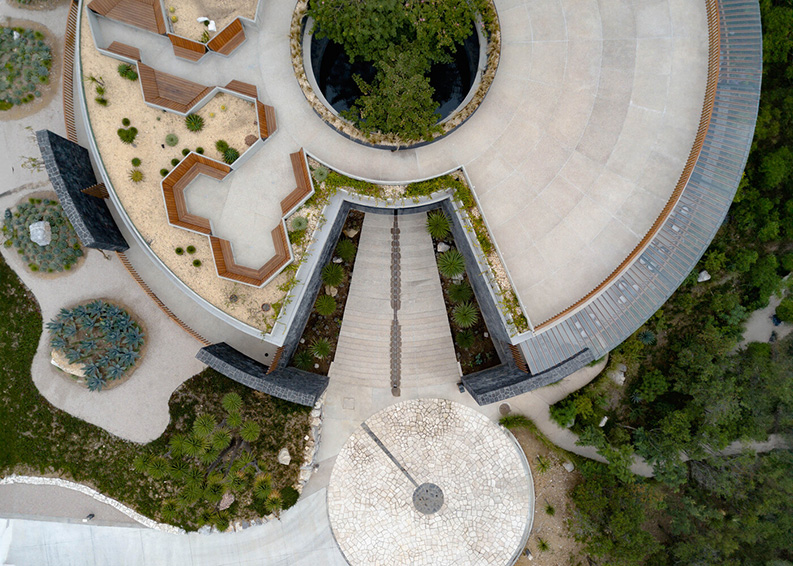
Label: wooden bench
xmin=225 ymin=80 xmax=258 ymax=98
xmin=161 ymin=154 xmax=230 ymax=234
xmin=138 ymin=63 xmax=212 ymax=114
xmin=210 ymin=225 xmax=290 ymax=286
xmin=207 ymin=18 xmax=246 ymax=56
xmin=87 ymin=0 xmax=165 ymax=34
xmin=257 ymin=100 xmax=277 ymax=139
xmin=106 ymin=41 xmax=141 ymax=61
xmin=280 ymin=149 xmax=313 ymax=215
xmin=167 ymin=34 xmax=207 ymax=62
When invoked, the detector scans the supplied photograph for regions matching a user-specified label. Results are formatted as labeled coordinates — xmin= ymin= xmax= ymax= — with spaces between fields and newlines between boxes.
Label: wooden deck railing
xmin=280 ymin=149 xmax=313 ymax=215
xmin=206 ymin=18 xmax=245 ymax=56
xmin=116 ymin=251 xmax=210 ymax=345
xmin=63 ymin=0 xmax=79 ymax=142
xmin=535 ymin=0 xmax=722 ymax=330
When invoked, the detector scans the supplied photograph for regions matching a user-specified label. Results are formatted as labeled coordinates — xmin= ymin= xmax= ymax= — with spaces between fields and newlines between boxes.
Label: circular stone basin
xmin=309 ymin=32 xmax=480 ymax=121
xmin=327 ymin=399 xmax=534 ymax=566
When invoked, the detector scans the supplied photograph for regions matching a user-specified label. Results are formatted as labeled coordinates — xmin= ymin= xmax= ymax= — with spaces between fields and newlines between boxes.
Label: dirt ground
xmin=511 ymin=427 xmax=585 ymax=566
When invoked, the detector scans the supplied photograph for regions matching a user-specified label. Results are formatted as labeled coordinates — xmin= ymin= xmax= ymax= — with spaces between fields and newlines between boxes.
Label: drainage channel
xmin=390 ymin=211 xmax=401 ymax=396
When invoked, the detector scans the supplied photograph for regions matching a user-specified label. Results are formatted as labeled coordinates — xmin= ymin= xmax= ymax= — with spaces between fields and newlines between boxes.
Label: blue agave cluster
xmin=3 ymin=198 xmax=83 ymax=272
xmin=47 ymin=300 xmax=145 ymax=392
xmin=0 ymin=27 xmax=51 ymax=110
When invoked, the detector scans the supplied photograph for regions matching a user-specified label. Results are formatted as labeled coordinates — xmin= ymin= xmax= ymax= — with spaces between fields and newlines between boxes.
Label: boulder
xmin=343 ymin=228 xmax=359 ymax=238
xmin=278 ymin=447 xmax=291 ymax=465
xmin=697 ymin=270 xmax=711 ymax=282
xmin=218 ymin=491 xmax=235 ymax=511
xmin=437 ymin=242 xmax=451 ymax=253
xmin=598 ymin=416 xmax=609 ymax=427
xmin=332 ymin=256 xmax=343 ymax=264
xmin=29 ymin=221 xmax=51 ymax=246
xmin=562 ymin=461 xmax=575 ymax=473
xmin=325 ymin=285 xmax=338 ymax=297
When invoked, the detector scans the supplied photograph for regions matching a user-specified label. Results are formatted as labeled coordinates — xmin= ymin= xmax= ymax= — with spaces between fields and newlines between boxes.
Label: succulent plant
xmin=290 ymin=216 xmax=308 ymax=232
xmin=321 ymin=263 xmax=344 ymax=287
xmin=222 ymin=147 xmax=240 ymax=164
xmin=185 ymin=113 xmax=204 ymax=132
xmin=315 ymin=294 xmax=337 ymax=316
xmin=165 ymin=133 xmax=179 ymax=147
xmin=128 ymin=169 xmax=144 ymax=183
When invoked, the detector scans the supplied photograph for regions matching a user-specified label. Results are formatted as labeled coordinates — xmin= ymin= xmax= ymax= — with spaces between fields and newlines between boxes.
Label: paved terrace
xmin=86 ymin=0 xmax=709 ymax=324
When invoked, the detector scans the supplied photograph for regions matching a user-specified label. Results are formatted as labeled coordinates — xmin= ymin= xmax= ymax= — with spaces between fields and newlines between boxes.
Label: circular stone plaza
xmin=22 ymin=0 xmax=761 ymax=562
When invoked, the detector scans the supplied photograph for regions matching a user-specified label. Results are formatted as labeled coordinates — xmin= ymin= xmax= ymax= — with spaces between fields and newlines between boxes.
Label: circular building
xmin=327 ymin=399 xmax=534 ymax=566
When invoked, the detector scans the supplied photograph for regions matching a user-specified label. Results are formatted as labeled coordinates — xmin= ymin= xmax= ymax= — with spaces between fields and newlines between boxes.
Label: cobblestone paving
xmin=327 ymin=399 xmax=534 ymax=566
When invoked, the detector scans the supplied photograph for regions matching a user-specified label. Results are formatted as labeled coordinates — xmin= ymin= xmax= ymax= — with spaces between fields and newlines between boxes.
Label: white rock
xmin=29 ymin=221 xmax=52 ymax=246
xmin=299 ymin=468 xmax=312 ymax=482
xmin=218 ymin=491 xmax=235 ymax=510
xmin=697 ymin=270 xmax=711 ymax=282
xmin=325 ymin=285 xmax=338 ymax=297
xmin=562 ymin=461 xmax=575 ymax=473
xmin=278 ymin=447 xmax=292 ymax=465
xmin=437 ymin=242 xmax=451 ymax=253
xmin=197 ymin=17 xmax=209 ymax=22
xmin=343 ymin=228 xmax=359 ymax=238
xmin=332 ymin=256 xmax=343 ymax=264
xmin=13 ymin=31 xmax=20 ymax=40
xmin=598 ymin=416 xmax=609 ymax=427
xmin=207 ymin=20 xmax=216 ymax=31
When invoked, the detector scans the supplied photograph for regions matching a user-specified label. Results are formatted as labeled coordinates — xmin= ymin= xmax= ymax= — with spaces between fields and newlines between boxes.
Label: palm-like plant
xmin=315 ymin=294 xmax=337 ymax=316
xmin=437 ymin=249 xmax=466 ymax=278
xmin=201 ymin=448 xmax=221 ymax=465
xmin=227 ymin=411 xmax=243 ymax=428
xmin=169 ymin=459 xmax=190 ymax=480
xmin=211 ymin=429 xmax=232 ymax=451
xmin=147 ymin=457 xmax=169 ymax=479
xmin=132 ymin=453 xmax=150 ymax=473
xmin=426 ymin=210 xmax=450 ymax=239
xmin=447 ymin=281 xmax=472 ymax=303
xmin=221 ymin=392 xmax=243 ymax=414
xmin=253 ymin=474 xmax=272 ymax=500
xmin=193 ymin=414 xmax=217 ymax=438
xmin=321 ymin=263 xmax=344 ymax=287
xmin=335 ymin=238 xmax=356 ymax=262
xmin=311 ymin=338 xmax=331 ymax=360
xmin=169 ymin=433 xmax=188 ymax=457
xmin=183 ymin=434 xmax=209 ymax=458
xmin=160 ymin=499 xmax=179 ymax=521
xmin=293 ymin=350 xmax=313 ymax=370
xmin=456 ymin=329 xmax=475 ymax=350
xmin=240 ymin=421 xmax=261 ymax=443
xmin=452 ymin=301 xmax=479 ymax=328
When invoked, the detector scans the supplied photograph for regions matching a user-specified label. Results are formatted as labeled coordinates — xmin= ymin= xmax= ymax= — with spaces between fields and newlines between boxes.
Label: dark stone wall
xmin=36 ymin=130 xmax=128 ymax=252
xmin=197 ymin=342 xmax=328 ymax=406
xmin=462 ymin=348 xmax=594 ymax=405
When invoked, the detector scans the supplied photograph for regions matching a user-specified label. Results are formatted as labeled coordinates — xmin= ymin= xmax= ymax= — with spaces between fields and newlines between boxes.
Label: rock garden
xmin=2 ymin=197 xmax=84 ymax=274
xmin=47 ymin=300 xmax=145 ymax=391
xmin=0 ymin=25 xmax=51 ymax=111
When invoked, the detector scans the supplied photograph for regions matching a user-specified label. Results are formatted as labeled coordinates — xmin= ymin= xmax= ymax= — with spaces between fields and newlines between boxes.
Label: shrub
xmin=121 ymin=117 xmax=130 ymax=126
xmin=160 ymin=168 xmax=169 ymax=177
xmin=182 ymin=148 xmax=190 ymax=156
xmin=128 ymin=169 xmax=144 ymax=183
xmin=315 ymin=294 xmax=337 ymax=316
xmin=312 ymin=166 xmax=329 ymax=183
xmin=293 ymin=350 xmax=313 ymax=370
xmin=95 ymin=97 xmax=108 ymax=106
xmin=638 ymin=329 xmax=656 ymax=345
xmin=776 ymin=297 xmax=793 ymax=322
xmin=117 ymin=63 xmax=138 ymax=80
xmin=537 ymin=538 xmax=549 ymax=552
xmin=192 ymin=259 xmax=202 ymax=267
xmin=117 ymin=127 xmax=138 ymax=144
xmin=452 ymin=302 xmax=479 ymax=328
xmin=223 ymin=147 xmax=240 ymax=164
xmin=448 ymin=281 xmax=472 ymax=304
xmin=499 ymin=414 xmax=534 ymax=430
xmin=545 ymin=503 xmax=556 ymax=516
xmin=171 ymin=158 xmax=180 ymax=166
xmin=196 ymin=147 xmax=204 ymax=154
xmin=175 ymin=247 xmax=184 ymax=255
xmin=335 ymin=238 xmax=356 ymax=262
xmin=131 ymin=157 xmax=141 ymax=167
xmin=426 ymin=210 xmax=450 ymax=239
xmin=165 ymin=133 xmax=179 ymax=147
xmin=215 ymin=139 xmax=229 ymax=153
xmin=281 ymin=486 xmax=300 ymax=510
xmin=321 ymin=263 xmax=344 ymax=287
xmin=456 ymin=329 xmax=475 ymax=350
xmin=290 ymin=216 xmax=308 ymax=231
xmin=437 ymin=249 xmax=466 ymax=278
xmin=185 ymin=113 xmax=204 ymax=132
xmin=186 ymin=245 xmax=196 ymax=254
xmin=311 ymin=338 xmax=331 ymax=359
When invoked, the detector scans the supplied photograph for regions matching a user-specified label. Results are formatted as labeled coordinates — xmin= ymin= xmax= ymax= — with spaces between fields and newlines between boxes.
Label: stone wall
xmin=36 ymin=130 xmax=128 ymax=252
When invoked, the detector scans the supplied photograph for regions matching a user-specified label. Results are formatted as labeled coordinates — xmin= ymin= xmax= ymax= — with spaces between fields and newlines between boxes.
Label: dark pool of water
xmin=310 ymin=31 xmax=480 ymax=120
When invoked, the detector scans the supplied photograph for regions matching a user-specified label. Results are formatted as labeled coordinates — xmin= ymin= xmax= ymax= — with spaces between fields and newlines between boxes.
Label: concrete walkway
xmin=0 ymin=489 xmax=347 ymax=566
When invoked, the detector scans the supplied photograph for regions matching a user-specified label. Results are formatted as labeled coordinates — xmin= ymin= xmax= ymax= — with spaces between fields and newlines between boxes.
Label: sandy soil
xmin=0 ymin=18 xmax=62 ymax=122
xmin=4 ymin=0 xmax=69 ymax=11
xmin=512 ymin=427 xmax=584 ymax=566
xmin=167 ymin=0 xmax=257 ymax=43
xmin=739 ymin=291 xmax=793 ymax=347
xmin=80 ymin=5 xmax=295 ymax=332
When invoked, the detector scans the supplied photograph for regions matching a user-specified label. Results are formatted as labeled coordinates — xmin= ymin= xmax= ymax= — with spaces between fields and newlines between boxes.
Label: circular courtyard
xmin=327 ymin=399 xmax=534 ymax=566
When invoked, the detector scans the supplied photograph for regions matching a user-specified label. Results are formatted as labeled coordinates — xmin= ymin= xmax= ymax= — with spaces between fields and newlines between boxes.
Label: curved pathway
xmin=85 ymin=0 xmax=708 ymax=325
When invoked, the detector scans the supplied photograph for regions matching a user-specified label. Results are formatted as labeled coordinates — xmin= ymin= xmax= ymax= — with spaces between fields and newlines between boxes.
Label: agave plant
xmin=117 ymin=348 xmax=140 ymax=368
xmin=335 ymin=238 xmax=356 ymax=263
xmin=82 ymin=362 xmax=101 ymax=379
xmin=50 ymin=335 xmax=66 ymax=350
xmin=65 ymin=348 xmax=82 ymax=364
xmin=185 ymin=113 xmax=204 ymax=132
xmin=86 ymin=375 xmax=106 ymax=392
xmin=122 ymin=327 xmax=145 ymax=349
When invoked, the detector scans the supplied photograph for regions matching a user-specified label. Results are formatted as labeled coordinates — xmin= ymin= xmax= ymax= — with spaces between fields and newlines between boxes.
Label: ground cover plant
xmin=0 ymin=254 xmax=309 ymax=530
xmin=47 ymin=300 xmax=145 ymax=391
xmin=0 ymin=26 xmax=51 ymax=111
xmin=307 ymin=0 xmax=494 ymax=142
xmin=290 ymin=210 xmax=363 ymax=375
xmin=427 ymin=210 xmax=498 ymax=374
xmin=2 ymin=198 xmax=83 ymax=273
